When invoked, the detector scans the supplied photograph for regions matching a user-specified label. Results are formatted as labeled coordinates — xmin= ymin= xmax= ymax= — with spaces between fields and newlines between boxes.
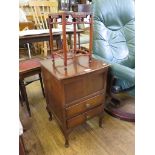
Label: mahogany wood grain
xmin=66 ymin=94 xmax=105 ymax=118
xmin=41 ymin=56 xmax=109 ymax=147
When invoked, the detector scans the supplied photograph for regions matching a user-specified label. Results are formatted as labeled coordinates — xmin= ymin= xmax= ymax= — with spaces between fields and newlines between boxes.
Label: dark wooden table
xmin=19 ymin=29 xmax=83 ymax=58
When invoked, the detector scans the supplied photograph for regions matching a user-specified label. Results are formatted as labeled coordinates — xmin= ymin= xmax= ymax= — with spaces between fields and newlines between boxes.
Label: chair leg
xmin=19 ymin=80 xmax=31 ymax=117
xmin=39 ymin=73 xmax=45 ymax=97
xmin=19 ymin=90 xmax=24 ymax=107
xmin=19 ymin=82 xmax=25 ymax=101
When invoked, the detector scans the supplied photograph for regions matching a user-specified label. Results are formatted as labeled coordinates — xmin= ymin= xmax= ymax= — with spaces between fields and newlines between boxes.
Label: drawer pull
xmin=86 ymin=103 xmax=91 ymax=108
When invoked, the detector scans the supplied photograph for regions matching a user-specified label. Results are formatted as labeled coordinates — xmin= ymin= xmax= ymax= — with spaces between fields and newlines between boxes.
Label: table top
xmin=19 ymin=28 xmax=83 ymax=44
xmin=40 ymin=56 xmax=109 ymax=80
xmin=19 ymin=28 xmax=83 ymax=39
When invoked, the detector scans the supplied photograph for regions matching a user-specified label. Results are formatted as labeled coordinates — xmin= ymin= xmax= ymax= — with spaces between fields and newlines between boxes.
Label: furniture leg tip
xmin=65 ymin=143 xmax=69 ymax=148
xmin=49 ymin=117 xmax=52 ymax=121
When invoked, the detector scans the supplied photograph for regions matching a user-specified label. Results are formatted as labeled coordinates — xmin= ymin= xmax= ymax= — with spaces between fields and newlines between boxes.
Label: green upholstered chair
xmin=92 ymin=0 xmax=135 ymax=121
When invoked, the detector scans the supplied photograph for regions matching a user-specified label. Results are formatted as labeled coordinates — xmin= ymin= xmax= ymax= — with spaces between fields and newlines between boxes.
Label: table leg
xmin=43 ymin=41 xmax=48 ymax=57
xmin=27 ymin=43 xmax=31 ymax=59
xmin=19 ymin=89 xmax=24 ymax=106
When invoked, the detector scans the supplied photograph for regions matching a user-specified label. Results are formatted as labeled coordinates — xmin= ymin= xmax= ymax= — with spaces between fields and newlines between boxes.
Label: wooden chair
xmin=19 ymin=20 xmax=35 ymax=59
xmin=19 ymin=2 xmax=33 ymax=22
xmin=19 ymin=21 xmax=35 ymax=31
xmin=19 ymin=6 xmax=36 ymax=59
xmin=19 ymin=58 xmax=45 ymax=117
xmin=28 ymin=0 xmax=58 ymax=57
xmin=48 ymin=12 xmax=93 ymax=68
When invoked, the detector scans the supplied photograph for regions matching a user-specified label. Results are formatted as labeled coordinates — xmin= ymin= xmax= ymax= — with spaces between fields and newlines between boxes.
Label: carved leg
xmin=46 ymin=106 xmax=52 ymax=121
xmin=64 ymin=133 xmax=69 ymax=148
xmin=39 ymin=73 xmax=45 ymax=97
xmin=61 ymin=128 xmax=70 ymax=148
xmin=20 ymin=79 xmax=31 ymax=117
xmin=99 ymin=111 xmax=104 ymax=128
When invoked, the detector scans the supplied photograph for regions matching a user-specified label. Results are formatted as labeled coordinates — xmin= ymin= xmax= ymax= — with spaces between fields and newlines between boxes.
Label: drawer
xmin=66 ymin=94 xmax=105 ymax=118
xmin=67 ymin=104 xmax=103 ymax=129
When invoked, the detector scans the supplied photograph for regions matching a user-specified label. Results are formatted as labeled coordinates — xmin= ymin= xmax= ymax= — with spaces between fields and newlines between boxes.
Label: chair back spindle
xmin=48 ymin=12 xmax=93 ymax=69
xmin=29 ymin=1 xmax=58 ymax=29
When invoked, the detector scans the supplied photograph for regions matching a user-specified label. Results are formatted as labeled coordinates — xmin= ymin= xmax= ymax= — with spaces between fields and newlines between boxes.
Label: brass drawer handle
xmin=86 ymin=103 xmax=91 ymax=108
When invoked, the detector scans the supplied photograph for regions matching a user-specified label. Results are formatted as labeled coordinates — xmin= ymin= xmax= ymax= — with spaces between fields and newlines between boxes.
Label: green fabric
xmin=71 ymin=33 xmax=89 ymax=45
xmin=80 ymin=34 xmax=89 ymax=44
xmin=92 ymin=0 xmax=135 ymax=96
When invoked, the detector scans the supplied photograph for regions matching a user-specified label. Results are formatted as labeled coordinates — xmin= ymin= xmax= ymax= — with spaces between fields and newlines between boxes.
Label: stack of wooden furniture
xmin=41 ymin=12 xmax=109 ymax=147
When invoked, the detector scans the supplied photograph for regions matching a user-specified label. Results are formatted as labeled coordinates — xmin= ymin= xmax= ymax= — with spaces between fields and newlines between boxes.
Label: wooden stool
xmin=19 ymin=58 xmax=45 ymax=116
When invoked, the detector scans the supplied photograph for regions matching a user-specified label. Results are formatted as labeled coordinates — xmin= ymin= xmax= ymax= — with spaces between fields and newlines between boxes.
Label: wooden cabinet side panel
xmin=41 ymin=67 xmax=65 ymax=124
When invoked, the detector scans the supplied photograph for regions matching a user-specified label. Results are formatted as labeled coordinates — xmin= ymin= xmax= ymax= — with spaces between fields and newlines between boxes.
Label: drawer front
xmin=66 ymin=94 xmax=105 ymax=118
xmin=64 ymin=70 xmax=107 ymax=104
xmin=67 ymin=104 xmax=103 ymax=129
